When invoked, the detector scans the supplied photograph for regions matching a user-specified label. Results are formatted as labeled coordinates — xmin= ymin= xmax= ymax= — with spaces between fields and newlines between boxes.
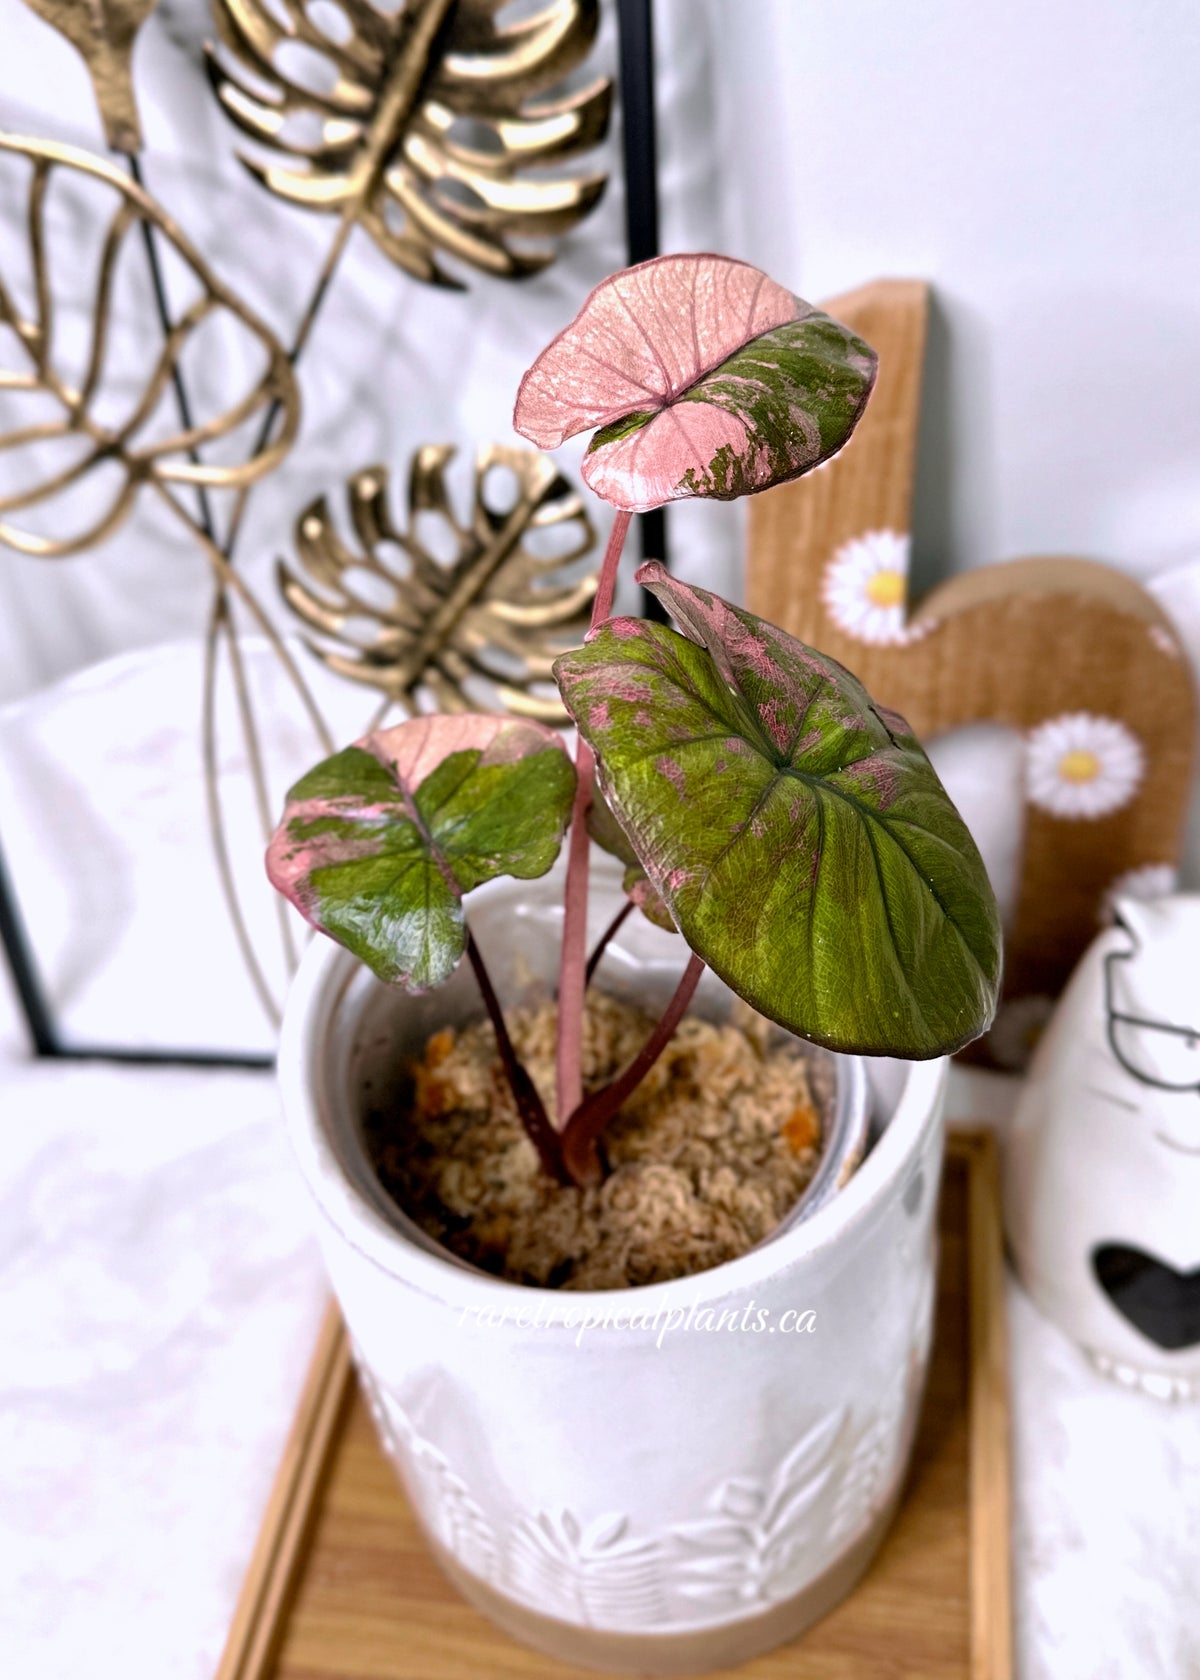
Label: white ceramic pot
xmin=278 ymin=861 xmax=948 ymax=1675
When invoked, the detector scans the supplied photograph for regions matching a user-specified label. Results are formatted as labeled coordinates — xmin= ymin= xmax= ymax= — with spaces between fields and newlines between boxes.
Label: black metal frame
xmin=0 ymin=0 xmax=665 ymax=1067
xmin=617 ymin=0 xmax=670 ymax=623
xmin=0 ymin=833 xmax=274 ymax=1065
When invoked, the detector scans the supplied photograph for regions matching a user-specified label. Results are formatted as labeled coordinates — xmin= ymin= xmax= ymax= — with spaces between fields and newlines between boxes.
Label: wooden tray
xmin=217 ymin=1128 xmax=1011 ymax=1680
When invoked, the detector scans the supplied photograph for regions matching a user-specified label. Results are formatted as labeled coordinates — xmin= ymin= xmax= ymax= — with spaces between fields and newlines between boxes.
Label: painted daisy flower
xmin=1098 ymin=862 xmax=1179 ymax=926
xmin=1025 ymin=713 xmax=1144 ymax=820
xmin=822 ymin=529 xmax=911 ymax=645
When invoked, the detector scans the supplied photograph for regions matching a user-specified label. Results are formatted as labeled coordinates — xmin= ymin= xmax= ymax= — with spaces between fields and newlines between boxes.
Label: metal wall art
xmin=279 ymin=444 xmax=597 ymax=722
xmin=0 ymin=135 xmax=299 ymax=557
xmin=21 ymin=0 xmax=160 ymax=151
xmin=207 ymin=0 xmax=611 ymax=287
xmin=0 ymin=0 xmax=621 ymax=1063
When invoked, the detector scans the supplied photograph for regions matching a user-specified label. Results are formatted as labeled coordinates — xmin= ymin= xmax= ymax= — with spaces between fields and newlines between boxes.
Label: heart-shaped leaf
xmin=513 ymin=254 xmax=877 ymax=512
xmin=266 ymin=715 xmax=575 ymax=991
xmin=555 ymin=565 xmax=1002 ymax=1057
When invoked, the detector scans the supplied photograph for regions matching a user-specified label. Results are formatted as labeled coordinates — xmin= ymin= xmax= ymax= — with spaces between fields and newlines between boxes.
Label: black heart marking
xmin=1092 ymin=1245 xmax=1200 ymax=1352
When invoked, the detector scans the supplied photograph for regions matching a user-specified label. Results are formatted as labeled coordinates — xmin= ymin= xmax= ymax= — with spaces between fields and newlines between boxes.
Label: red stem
xmin=586 ymin=899 xmax=635 ymax=986
xmin=561 ymin=952 xmax=706 ymax=1187
xmin=466 ymin=933 xmax=568 ymax=1185
xmin=588 ymin=506 xmax=632 ymax=625
xmin=555 ymin=509 xmax=633 ymax=1122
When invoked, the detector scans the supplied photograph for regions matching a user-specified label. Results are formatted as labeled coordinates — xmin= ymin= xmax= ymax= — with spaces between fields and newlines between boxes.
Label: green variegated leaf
xmin=266 ymin=715 xmax=575 ymax=990
xmin=555 ymin=565 xmax=1002 ymax=1058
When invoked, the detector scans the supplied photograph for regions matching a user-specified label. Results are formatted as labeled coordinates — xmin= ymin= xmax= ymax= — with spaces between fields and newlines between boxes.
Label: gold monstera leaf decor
xmin=207 ymin=0 xmax=612 ymax=286
xmin=278 ymin=443 xmax=597 ymax=721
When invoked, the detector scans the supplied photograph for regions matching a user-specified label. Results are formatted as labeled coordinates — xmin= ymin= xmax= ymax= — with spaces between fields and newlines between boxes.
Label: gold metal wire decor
xmin=0 ymin=0 xmax=610 ymax=1039
xmin=278 ymin=444 xmax=597 ymax=722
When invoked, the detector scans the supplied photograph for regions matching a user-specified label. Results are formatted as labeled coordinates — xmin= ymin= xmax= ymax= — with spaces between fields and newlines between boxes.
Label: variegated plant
xmin=207 ymin=0 xmax=611 ymax=286
xmin=267 ymin=254 xmax=1002 ymax=1190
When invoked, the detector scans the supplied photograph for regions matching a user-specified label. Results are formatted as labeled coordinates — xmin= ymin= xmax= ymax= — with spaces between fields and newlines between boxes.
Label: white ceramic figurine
xmin=1005 ymin=893 xmax=1200 ymax=1400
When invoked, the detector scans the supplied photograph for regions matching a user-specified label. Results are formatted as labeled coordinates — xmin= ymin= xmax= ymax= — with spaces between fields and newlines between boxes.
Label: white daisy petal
xmin=822 ymin=529 xmax=912 ymax=645
xmin=1025 ymin=712 xmax=1145 ymax=820
xmin=1098 ymin=863 xmax=1178 ymax=926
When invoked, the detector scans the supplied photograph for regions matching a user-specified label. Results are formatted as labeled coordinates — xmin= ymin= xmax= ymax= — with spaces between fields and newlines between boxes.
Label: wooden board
xmin=217 ymin=1130 xmax=1011 ymax=1680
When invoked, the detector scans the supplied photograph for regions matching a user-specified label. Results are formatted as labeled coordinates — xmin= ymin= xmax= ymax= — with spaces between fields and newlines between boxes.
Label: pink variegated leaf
xmin=513 ymin=254 xmax=877 ymax=512
xmin=554 ymin=565 xmax=1002 ymax=1058
xmin=266 ymin=714 xmax=575 ymax=991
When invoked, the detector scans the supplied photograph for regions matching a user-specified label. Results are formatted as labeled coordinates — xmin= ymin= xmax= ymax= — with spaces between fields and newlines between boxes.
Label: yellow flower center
xmin=865 ymin=568 xmax=904 ymax=608
xmin=1058 ymin=748 xmax=1101 ymax=784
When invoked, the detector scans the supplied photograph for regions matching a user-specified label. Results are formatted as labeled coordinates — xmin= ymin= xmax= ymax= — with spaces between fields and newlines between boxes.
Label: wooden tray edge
xmin=215 ymin=1302 xmax=354 ymax=1680
xmin=215 ymin=1128 xmax=1012 ymax=1680
xmin=957 ymin=1126 xmax=1013 ymax=1680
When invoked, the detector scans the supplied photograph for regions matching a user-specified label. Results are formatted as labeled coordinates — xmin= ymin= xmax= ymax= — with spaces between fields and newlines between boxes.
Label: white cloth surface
xmin=2 ymin=644 xmax=1200 ymax=1680
xmin=0 ymin=979 xmax=326 ymax=1680
xmin=0 ymin=638 xmax=373 ymax=1055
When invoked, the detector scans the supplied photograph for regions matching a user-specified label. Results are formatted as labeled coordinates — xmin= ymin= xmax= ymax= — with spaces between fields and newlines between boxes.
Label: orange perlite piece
xmin=425 ymin=1029 xmax=456 ymax=1068
xmin=413 ymin=1030 xmax=457 ymax=1118
xmin=782 ymin=1102 xmax=819 ymax=1156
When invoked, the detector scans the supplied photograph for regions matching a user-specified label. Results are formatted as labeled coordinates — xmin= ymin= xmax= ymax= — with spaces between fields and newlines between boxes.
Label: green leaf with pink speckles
xmin=555 ymin=565 xmax=1002 ymax=1058
xmin=266 ymin=714 xmax=575 ymax=991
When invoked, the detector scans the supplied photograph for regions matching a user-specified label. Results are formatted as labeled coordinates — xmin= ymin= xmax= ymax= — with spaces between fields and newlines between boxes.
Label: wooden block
xmin=748 ymin=281 xmax=1196 ymax=1025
